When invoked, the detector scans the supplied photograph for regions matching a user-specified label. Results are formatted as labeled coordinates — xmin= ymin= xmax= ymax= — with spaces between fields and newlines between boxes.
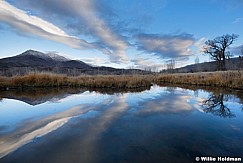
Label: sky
xmin=0 ymin=0 xmax=243 ymax=71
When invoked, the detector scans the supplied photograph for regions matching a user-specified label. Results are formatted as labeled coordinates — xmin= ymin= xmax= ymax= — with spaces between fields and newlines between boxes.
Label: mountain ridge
xmin=0 ymin=50 xmax=148 ymax=76
xmin=18 ymin=50 xmax=70 ymax=62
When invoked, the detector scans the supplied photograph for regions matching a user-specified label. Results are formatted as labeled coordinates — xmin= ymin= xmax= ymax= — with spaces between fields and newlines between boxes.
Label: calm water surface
xmin=0 ymin=86 xmax=243 ymax=163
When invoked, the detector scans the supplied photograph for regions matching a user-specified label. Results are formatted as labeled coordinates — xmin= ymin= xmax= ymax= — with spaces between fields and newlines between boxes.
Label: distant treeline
xmin=0 ymin=66 xmax=152 ymax=77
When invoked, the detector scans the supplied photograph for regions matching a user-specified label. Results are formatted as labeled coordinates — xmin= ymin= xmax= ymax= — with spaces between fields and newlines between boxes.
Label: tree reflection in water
xmin=203 ymin=93 xmax=235 ymax=118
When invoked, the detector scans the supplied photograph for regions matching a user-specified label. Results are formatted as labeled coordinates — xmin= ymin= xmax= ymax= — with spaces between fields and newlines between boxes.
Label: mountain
xmin=0 ymin=50 xmax=148 ymax=76
xmin=45 ymin=52 xmax=70 ymax=62
xmin=1 ymin=50 xmax=91 ymax=69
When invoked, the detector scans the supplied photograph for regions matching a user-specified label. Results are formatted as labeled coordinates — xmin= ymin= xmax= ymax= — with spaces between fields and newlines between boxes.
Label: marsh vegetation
xmin=0 ymin=70 xmax=242 ymax=90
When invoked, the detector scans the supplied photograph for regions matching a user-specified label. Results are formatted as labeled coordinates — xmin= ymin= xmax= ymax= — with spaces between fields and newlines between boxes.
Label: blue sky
xmin=0 ymin=0 xmax=243 ymax=70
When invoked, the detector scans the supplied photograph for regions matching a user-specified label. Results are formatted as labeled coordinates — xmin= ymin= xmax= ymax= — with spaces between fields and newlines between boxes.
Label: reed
xmin=156 ymin=71 xmax=243 ymax=89
xmin=0 ymin=73 xmax=154 ymax=89
xmin=0 ymin=71 xmax=242 ymax=90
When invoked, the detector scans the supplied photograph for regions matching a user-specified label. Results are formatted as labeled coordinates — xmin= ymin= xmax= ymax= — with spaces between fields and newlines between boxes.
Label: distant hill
xmin=0 ymin=50 xmax=148 ymax=76
xmin=163 ymin=57 xmax=243 ymax=73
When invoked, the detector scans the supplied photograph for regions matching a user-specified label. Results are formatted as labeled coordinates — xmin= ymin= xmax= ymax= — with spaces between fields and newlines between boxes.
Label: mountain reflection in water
xmin=0 ymin=85 xmax=243 ymax=163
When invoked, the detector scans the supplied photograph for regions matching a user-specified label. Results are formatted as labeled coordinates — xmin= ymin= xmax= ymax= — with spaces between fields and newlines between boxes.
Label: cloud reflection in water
xmin=0 ymin=86 xmax=205 ymax=159
xmin=0 ymin=97 xmax=113 ymax=159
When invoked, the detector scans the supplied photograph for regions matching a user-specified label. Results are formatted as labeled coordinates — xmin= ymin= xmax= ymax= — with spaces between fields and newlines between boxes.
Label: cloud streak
xmin=194 ymin=37 xmax=207 ymax=53
xmin=135 ymin=33 xmax=195 ymax=59
xmin=74 ymin=0 xmax=128 ymax=63
xmin=11 ymin=0 xmax=129 ymax=63
xmin=0 ymin=1 xmax=94 ymax=49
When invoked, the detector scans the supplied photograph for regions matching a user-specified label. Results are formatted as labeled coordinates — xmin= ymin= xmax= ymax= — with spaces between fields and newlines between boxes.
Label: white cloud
xmin=135 ymin=33 xmax=195 ymax=58
xmin=81 ymin=57 xmax=108 ymax=66
xmin=11 ymin=0 xmax=129 ymax=64
xmin=194 ymin=37 xmax=206 ymax=53
xmin=61 ymin=0 xmax=129 ymax=63
xmin=0 ymin=1 xmax=94 ymax=49
xmin=0 ymin=1 xmax=129 ymax=64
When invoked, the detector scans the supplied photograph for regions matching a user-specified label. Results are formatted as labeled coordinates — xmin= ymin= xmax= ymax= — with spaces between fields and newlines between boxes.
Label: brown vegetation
xmin=0 ymin=73 xmax=153 ymax=89
xmin=0 ymin=71 xmax=242 ymax=90
xmin=157 ymin=71 xmax=243 ymax=89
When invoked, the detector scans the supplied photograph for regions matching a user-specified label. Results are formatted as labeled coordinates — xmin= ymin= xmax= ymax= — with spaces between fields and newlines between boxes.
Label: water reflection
xmin=203 ymin=93 xmax=235 ymax=118
xmin=0 ymin=88 xmax=86 ymax=106
xmin=0 ymin=85 xmax=243 ymax=162
xmin=165 ymin=86 xmax=177 ymax=94
xmin=90 ymin=87 xmax=151 ymax=95
xmin=0 ymin=97 xmax=113 ymax=159
xmin=0 ymin=87 xmax=150 ymax=105
xmin=158 ymin=83 xmax=243 ymax=118
xmin=136 ymin=94 xmax=196 ymax=116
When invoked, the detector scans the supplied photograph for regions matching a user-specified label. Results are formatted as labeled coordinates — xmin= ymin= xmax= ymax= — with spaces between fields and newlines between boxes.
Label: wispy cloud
xmin=233 ymin=17 xmax=243 ymax=24
xmin=81 ymin=57 xmax=109 ymax=66
xmin=135 ymin=33 xmax=195 ymax=59
xmin=194 ymin=37 xmax=206 ymax=53
xmin=0 ymin=1 xmax=94 ymax=49
xmin=70 ymin=0 xmax=128 ymax=63
xmin=12 ymin=0 xmax=129 ymax=64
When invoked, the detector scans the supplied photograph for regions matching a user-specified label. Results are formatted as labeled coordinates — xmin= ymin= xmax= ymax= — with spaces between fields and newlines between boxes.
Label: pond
xmin=0 ymin=85 xmax=243 ymax=163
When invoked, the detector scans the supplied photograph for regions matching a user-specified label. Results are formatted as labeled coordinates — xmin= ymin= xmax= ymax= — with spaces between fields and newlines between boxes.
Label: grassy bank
xmin=157 ymin=71 xmax=243 ymax=89
xmin=0 ymin=73 xmax=153 ymax=89
xmin=0 ymin=71 xmax=242 ymax=90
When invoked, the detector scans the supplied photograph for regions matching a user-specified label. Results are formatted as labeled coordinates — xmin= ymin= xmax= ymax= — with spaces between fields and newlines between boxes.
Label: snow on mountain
xmin=19 ymin=50 xmax=70 ymax=62
xmin=45 ymin=52 xmax=70 ymax=62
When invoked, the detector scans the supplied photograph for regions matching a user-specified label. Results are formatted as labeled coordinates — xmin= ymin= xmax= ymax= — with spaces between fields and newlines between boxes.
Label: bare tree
xmin=166 ymin=59 xmax=175 ymax=70
xmin=202 ymin=34 xmax=238 ymax=70
xmin=195 ymin=56 xmax=200 ymax=64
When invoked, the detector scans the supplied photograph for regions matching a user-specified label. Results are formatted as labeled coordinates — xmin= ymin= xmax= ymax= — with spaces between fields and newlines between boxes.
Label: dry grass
xmin=0 ymin=71 xmax=242 ymax=90
xmin=156 ymin=71 xmax=243 ymax=89
xmin=0 ymin=73 xmax=154 ymax=89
